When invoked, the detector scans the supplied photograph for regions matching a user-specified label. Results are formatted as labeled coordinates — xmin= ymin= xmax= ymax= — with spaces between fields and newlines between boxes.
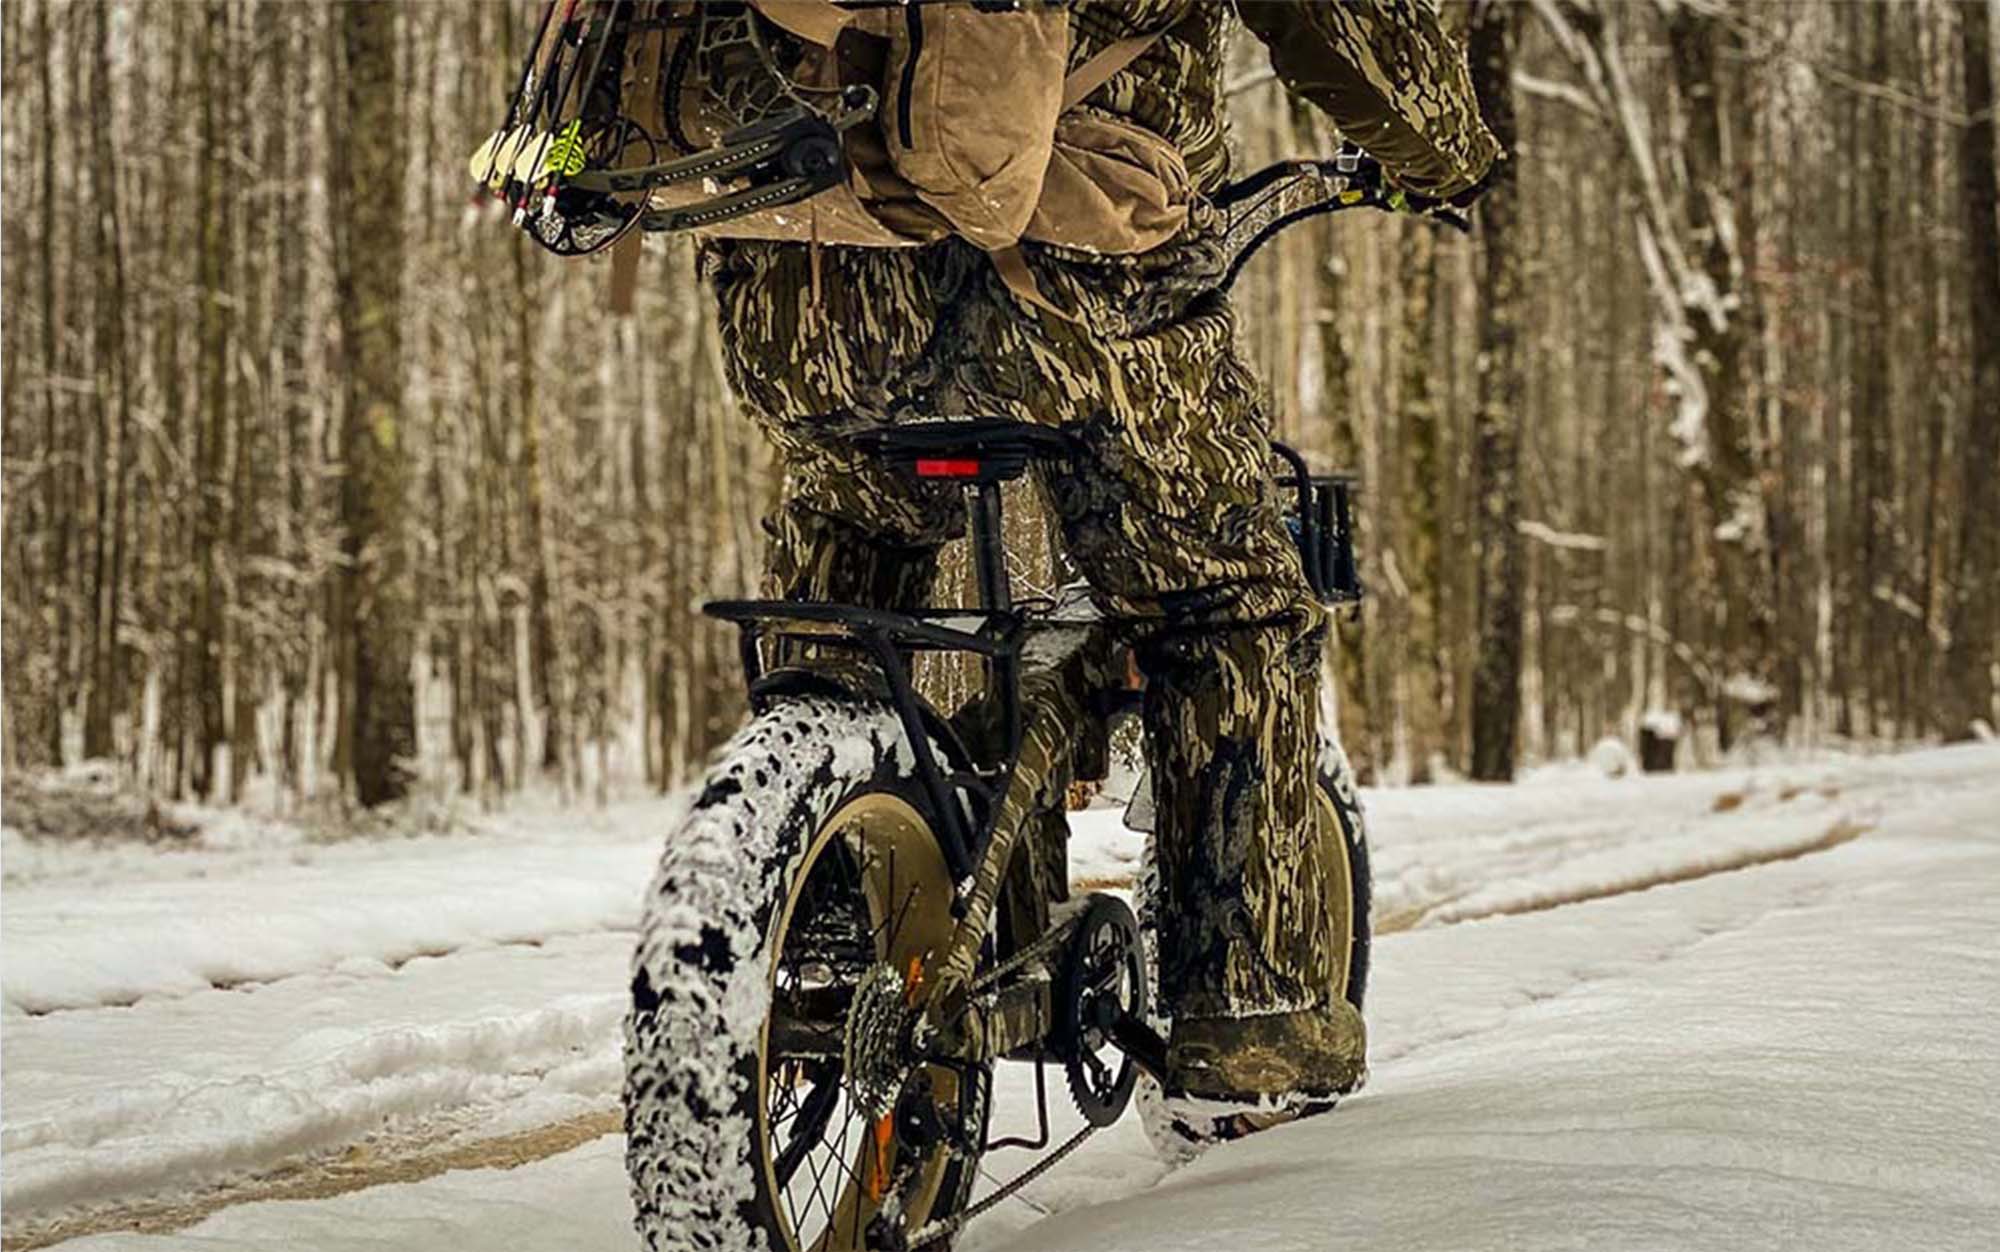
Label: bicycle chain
xmin=964 ymin=911 xmax=1076 ymax=998
xmin=908 ymin=1123 xmax=1096 ymax=1250
xmin=894 ymin=904 xmax=1102 ymax=1248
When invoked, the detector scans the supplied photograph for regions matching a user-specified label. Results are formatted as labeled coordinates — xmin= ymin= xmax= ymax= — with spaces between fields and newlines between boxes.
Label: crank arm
xmin=1106 ymin=1011 xmax=1168 ymax=1084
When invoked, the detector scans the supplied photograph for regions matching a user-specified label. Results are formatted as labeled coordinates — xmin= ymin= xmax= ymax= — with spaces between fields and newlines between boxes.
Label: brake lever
xmin=1331 ymin=143 xmax=1474 ymax=234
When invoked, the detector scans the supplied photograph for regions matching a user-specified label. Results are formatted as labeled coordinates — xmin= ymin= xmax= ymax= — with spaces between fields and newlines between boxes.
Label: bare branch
xmin=1513 ymin=71 xmax=1605 ymax=121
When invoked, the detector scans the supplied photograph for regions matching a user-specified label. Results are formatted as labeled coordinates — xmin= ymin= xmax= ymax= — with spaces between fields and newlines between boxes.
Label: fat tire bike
xmin=622 ymin=418 xmax=1374 ymax=1252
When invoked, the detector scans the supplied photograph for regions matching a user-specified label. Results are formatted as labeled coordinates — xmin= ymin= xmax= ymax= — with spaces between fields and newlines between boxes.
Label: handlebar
xmin=1322 ymin=144 xmax=1474 ymax=233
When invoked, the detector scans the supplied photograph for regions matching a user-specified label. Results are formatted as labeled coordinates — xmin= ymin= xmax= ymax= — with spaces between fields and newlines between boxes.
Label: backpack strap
xmin=988 ymin=242 xmax=1074 ymax=320
xmin=607 ymin=232 xmax=640 ymax=316
xmin=988 ymin=29 xmax=1168 ymax=322
xmin=1062 ymin=29 xmax=1168 ymax=111
xmin=750 ymin=0 xmax=853 ymax=48
xmin=606 ymin=4 xmax=670 ymax=317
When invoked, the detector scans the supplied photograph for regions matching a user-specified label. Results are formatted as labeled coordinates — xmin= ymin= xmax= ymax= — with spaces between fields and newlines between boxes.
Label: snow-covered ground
xmin=4 ymin=742 xmax=1995 ymax=1249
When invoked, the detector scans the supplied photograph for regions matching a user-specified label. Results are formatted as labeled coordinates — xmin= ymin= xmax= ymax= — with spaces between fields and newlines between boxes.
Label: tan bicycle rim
xmin=759 ymin=792 xmax=964 ymax=1252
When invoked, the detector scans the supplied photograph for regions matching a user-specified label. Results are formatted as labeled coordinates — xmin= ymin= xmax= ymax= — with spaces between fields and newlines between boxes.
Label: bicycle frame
xmin=705 ymin=421 xmax=1361 ymax=1070
xmin=709 ymin=528 xmax=1117 ymax=1056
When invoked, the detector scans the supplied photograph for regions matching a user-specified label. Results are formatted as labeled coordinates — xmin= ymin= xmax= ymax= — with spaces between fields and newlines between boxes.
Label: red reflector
xmin=915 ymin=458 xmax=981 ymax=479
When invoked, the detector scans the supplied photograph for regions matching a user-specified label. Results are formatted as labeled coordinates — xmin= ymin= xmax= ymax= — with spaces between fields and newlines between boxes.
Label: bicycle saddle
xmin=852 ymin=418 xmax=1079 ymax=484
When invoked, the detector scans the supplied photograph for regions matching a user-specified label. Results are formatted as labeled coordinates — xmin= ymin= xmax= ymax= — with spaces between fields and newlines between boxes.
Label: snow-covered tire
xmin=1133 ymin=736 xmax=1373 ymax=1161
xmin=623 ymin=697 xmax=988 ymax=1252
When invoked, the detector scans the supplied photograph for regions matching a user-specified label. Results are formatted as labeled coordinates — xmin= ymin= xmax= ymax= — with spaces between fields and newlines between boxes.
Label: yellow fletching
xmin=511 ymin=120 xmax=586 ymax=189
xmin=543 ymin=121 xmax=589 ymax=180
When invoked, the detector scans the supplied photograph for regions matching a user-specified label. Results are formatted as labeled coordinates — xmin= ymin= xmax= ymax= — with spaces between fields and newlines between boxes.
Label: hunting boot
xmin=1161 ymin=1002 xmax=1368 ymax=1144
xmin=1167 ymin=1001 xmax=1368 ymax=1102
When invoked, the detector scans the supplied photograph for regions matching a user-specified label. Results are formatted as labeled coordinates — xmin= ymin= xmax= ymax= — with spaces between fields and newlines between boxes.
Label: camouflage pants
xmin=707 ymin=232 xmax=1349 ymax=1021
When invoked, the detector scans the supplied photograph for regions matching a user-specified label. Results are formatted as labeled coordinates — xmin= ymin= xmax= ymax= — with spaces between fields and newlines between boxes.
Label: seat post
xmin=967 ymin=482 xmax=1010 ymax=613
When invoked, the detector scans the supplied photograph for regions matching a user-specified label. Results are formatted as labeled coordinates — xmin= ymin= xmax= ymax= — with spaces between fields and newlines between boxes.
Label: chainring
xmin=1055 ymin=894 xmax=1146 ymax=1127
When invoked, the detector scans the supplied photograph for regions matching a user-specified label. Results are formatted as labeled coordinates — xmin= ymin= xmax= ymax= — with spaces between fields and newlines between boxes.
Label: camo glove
xmin=1235 ymin=0 xmax=1501 ymax=200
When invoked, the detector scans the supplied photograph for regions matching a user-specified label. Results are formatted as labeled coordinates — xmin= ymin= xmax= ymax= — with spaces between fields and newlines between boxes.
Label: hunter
xmin=698 ymin=0 xmax=1497 ymax=1138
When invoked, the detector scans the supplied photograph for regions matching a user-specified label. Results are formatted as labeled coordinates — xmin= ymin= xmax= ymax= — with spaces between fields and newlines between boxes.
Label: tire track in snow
xmin=1098 ymin=813 xmax=1870 ymax=936
xmin=12 ymin=930 xmax=638 ymax=1020
xmin=1380 ymin=816 xmax=1871 ymax=932
xmin=2 ymin=1110 xmax=622 ymax=1251
xmin=9 ymin=803 xmax=1875 ymax=1245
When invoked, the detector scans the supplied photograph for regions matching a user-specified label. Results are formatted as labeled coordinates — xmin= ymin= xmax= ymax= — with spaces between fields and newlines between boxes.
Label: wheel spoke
xmin=761 ymin=795 xmax=980 ymax=1251
xmin=802 ymin=1131 xmax=835 ymax=1232
xmin=774 ymin=1068 xmax=841 ymax=1186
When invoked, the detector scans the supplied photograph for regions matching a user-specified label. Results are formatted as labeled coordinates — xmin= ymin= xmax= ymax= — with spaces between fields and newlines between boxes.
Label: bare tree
xmin=1468 ymin=0 xmax=1525 ymax=781
xmin=82 ymin=0 xmax=133 ymax=762
xmin=1945 ymin=0 xmax=2000 ymax=739
xmin=329 ymin=1 xmax=417 ymax=806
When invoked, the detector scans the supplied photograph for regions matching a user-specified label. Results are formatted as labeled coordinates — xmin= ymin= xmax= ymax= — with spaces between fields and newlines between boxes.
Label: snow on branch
xmin=1636 ymin=222 xmax=1711 ymax=468
xmin=1526 ymin=0 xmax=1704 ymax=309
xmin=1548 ymin=604 xmax=1723 ymax=693
xmin=1711 ymin=486 xmax=1765 ymax=548
xmin=1518 ymin=519 xmax=1610 ymax=552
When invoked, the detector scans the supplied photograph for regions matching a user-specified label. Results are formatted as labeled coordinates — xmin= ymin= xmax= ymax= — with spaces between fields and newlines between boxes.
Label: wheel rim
xmin=1321 ymin=789 xmax=1359 ymax=1004
xmin=760 ymin=792 xmax=966 ymax=1252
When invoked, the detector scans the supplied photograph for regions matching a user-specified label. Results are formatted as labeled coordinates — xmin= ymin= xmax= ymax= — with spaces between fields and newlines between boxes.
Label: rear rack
xmin=706 ymin=600 xmax=1018 ymax=667
xmin=704 ymin=599 xmax=1024 ymax=881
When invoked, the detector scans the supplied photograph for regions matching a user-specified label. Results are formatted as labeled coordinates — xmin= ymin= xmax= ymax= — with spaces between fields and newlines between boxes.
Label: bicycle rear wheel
xmin=624 ymin=699 xmax=988 ymax=1251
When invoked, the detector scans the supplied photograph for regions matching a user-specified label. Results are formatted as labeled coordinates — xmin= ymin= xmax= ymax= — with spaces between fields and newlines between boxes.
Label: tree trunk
xmin=229 ymin=5 xmax=264 ymax=800
xmin=511 ymin=236 xmax=570 ymax=781
xmin=1281 ymin=97 xmax=1384 ymax=782
xmin=38 ymin=0 xmax=67 ymax=766
xmin=83 ymin=0 xmax=133 ymax=762
xmin=1945 ymin=0 xmax=2000 ymax=738
xmin=331 ymin=2 xmax=417 ymax=806
xmin=1661 ymin=4 xmax=1778 ymax=745
xmin=1467 ymin=0 xmax=1525 ymax=781
xmin=1398 ymin=226 xmax=1448 ymax=782
xmin=1853 ymin=3 xmax=1896 ymax=735
xmin=192 ymin=0 xmax=232 ymax=797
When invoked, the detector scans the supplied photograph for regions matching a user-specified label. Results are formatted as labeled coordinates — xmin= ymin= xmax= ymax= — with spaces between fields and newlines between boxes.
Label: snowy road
xmin=5 ymin=743 xmax=1995 ymax=1250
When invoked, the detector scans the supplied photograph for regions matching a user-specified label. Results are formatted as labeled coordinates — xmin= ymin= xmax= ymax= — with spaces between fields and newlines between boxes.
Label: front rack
xmin=1270 ymin=442 xmax=1365 ymax=606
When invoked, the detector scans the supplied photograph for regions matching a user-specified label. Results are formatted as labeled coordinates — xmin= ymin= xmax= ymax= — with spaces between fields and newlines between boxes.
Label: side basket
xmin=1270 ymin=442 xmax=1364 ymax=606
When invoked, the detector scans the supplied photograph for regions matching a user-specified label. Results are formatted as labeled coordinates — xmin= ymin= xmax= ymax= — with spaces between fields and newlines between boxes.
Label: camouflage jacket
xmin=1070 ymin=0 xmax=1499 ymax=199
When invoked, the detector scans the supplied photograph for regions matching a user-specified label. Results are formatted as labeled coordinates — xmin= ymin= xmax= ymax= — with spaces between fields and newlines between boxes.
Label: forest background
xmin=2 ymin=0 xmax=1996 ymax=814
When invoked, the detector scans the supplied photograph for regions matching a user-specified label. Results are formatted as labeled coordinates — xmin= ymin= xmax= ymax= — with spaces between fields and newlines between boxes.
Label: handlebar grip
xmin=1332 ymin=144 xmax=1472 ymax=232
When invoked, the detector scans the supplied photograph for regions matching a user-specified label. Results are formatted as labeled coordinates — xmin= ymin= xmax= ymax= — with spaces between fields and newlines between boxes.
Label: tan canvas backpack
xmin=611 ymin=1 xmax=1187 ymax=309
